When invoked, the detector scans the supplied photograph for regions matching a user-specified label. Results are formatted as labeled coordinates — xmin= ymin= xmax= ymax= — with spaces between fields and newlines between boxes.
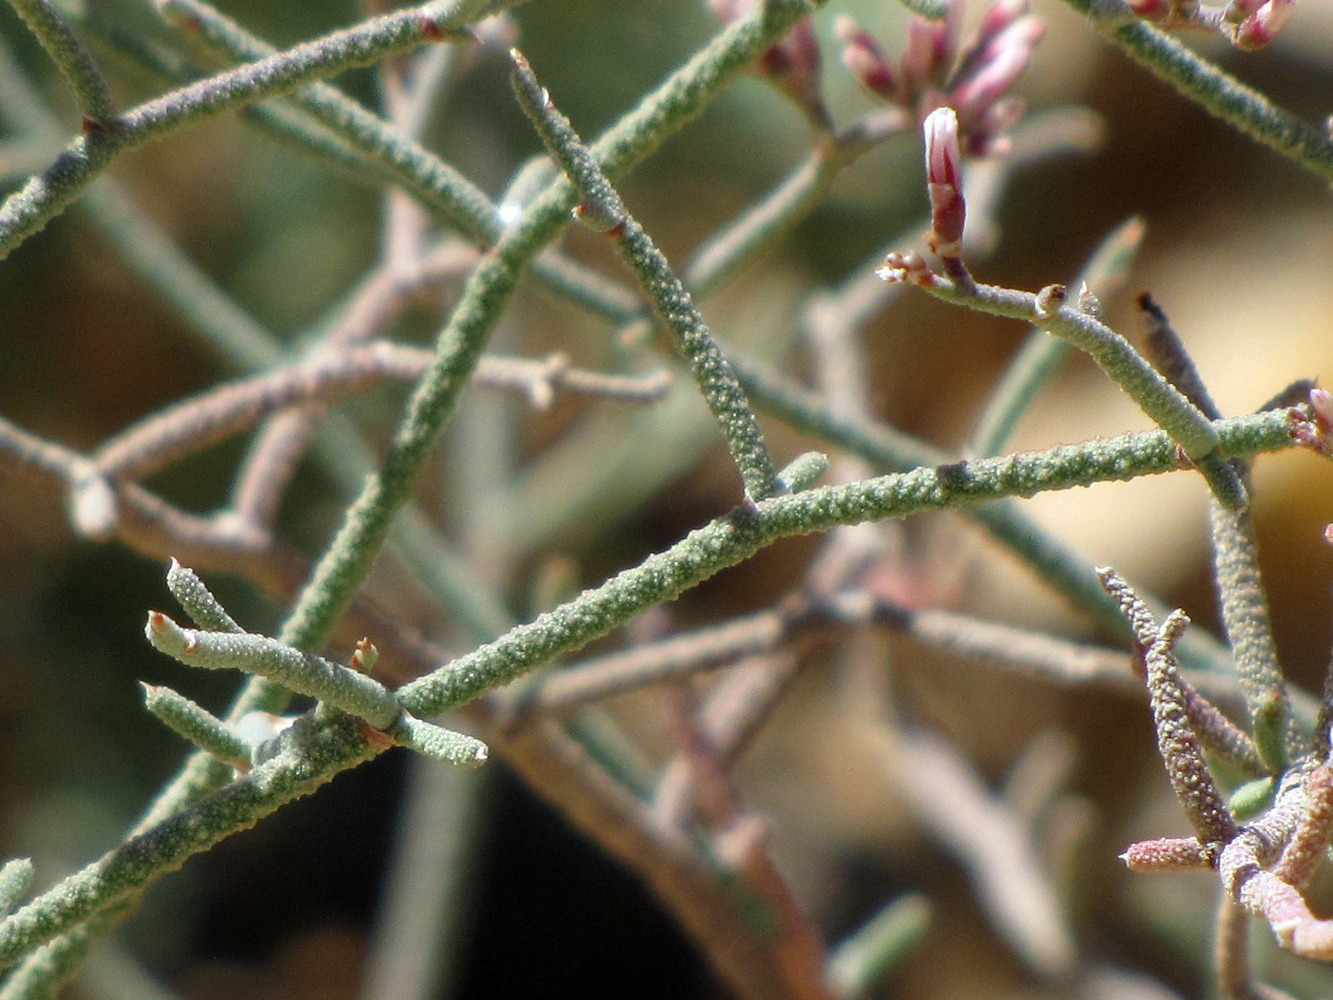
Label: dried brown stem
xmin=94 ymin=342 xmax=669 ymax=484
xmin=865 ymin=723 xmax=1078 ymax=980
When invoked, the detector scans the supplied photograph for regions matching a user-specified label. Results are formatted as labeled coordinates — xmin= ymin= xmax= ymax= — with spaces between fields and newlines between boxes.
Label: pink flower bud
xmin=977 ymin=17 xmax=1046 ymax=68
xmin=979 ymin=0 xmax=1030 ymax=38
xmin=1310 ymin=387 xmax=1333 ymax=433
xmin=923 ymin=107 xmax=965 ymax=256
xmin=951 ymin=45 xmax=1030 ymax=122
xmin=756 ymin=18 xmax=824 ymax=118
xmin=836 ymin=16 xmax=897 ymax=98
xmin=1233 ymin=0 xmax=1295 ymax=49
xmin=964 ymin=95 xmax=1025 ymax=155
xmin=1127 ymin=0 xmax=1172 ymax=18
xmin=901 ymin=15 xmax=953 ymax=94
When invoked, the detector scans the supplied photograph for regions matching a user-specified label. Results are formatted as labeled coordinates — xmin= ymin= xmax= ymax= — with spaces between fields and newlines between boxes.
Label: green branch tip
xmin=0 ymin=0 xmax=477 ymax=261
xmin=166 ymin=559 xmax=242 ymax=633
xmin=776 ymin=451 xmax=830 ymax=493
xmin=826 ymin=894 xmax=931 ymax=999
xmin=0 ymin=860 xmax=34 ymax=919
xmin=145 ymin=611 xmax=402 ymax=730
xmin=140 ymin=682 xmax=253 ymax=771
xmin=388 ymin=715 xmax=489 ymax=767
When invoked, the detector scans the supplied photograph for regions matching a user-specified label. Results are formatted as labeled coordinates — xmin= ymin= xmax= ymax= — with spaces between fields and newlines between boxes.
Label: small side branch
xmin=509 ymin=49 xmax=778 ymax=502
xmin=6 ymin=0 xmax=115 ymax=127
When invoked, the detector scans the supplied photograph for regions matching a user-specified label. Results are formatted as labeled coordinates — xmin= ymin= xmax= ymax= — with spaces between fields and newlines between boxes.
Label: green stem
xmin=1058 ymin=0 xmax=1333 ymax=184
xmin=969 ymin=216 xmax=1146 ymax=458
xmin=396 ymin=407 xmax=1298 ymax=718
xmin=6 ymin=0 xmax=115 ymax=126
xmin=510 ymin=50 xmax=778 ymax=501
xmin=140 ymin=683 xmax=253 ymax=771
xmin=275 ymin=0 xmax=823 ymax=653
xmin=0 ymin=405 xmax=1304 ymax=972
xmin=0 ymin=0 xmax=472 ymax=259
xmin=916 ymin=273 xmax=1246 ymax=508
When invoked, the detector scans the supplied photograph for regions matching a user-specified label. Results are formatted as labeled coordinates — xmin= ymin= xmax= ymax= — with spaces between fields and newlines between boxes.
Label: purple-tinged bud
xmin=923 ymin=107 xmax=965 ymax=257
xmin=1121 ymin=836 xmax=1212 ymax=871
xmin=1034 ymin=283 xmax=1067 ymax=317
xmin=901 ymin=15 xmax=952 ymax=93
xmin=1233 ymin=0 xmax=1295 ymax=49
xmin=951 ymin=45 xmax=1030 ymax=123
xmin=1310 ymin=387 xmax=1333 ymax=433
xmin=975 ymin=17 xmax=1046 ymax=69
xmin=875 ymin=250 xmax=930 ymax=284
xmin=1324 ymin=523 xmax=1333 ymax=548
xmin=836 ymin=16 xmax=897 ymax=98
xmin=1127 ymin=0 xmax=1172 ymax=18
xmin=970 ymin=96 xmax=1025 ymax=144
xmin=979 ymin=0 xmax=1030 ymax=37
xmin=1223 ymin=0 xmax=1265 ymax=22
xmin=707 ymin=0 xmax=747 ymax=22
xmin=951 ymin=3 xmax=1039 ymax=86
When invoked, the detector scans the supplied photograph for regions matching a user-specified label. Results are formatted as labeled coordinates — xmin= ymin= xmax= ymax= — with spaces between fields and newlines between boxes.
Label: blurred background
xmin=2 ymin=0 xmax=1333 ymax=997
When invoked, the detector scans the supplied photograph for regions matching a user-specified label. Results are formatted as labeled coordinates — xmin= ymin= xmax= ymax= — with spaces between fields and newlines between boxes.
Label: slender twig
xmin=681 ymin=111 xmax=906 ymax=300
xmin=510 ymin=49 xmax=779 ymax=502
xmin=275 ymin=0 xmax=824 ymax=654
xmin=155 ymin=0 xmax=493 ymax=244
xmin=1099 ymin=570 xmax=1237 ymax=844
xmin=1057 ymin=0 xmax=1333 ymax=184
xmin=888 ymin=270 xmax=1247 ymax=508
xmin=0 ymin=0 xmax=479 ymax=260
xmin=825 ymin=895 xmax=931 ymax=1000
xmin=1215 ymin=892 xmax=1259 ymax=1000
xmin=140 ymin=683 xmax=253 ymax=772
xmin=863 ymin=723 xmax=1078 ymax=979
xmin=519 ymin=589 xmax=1243 ymax=720
xmin=1136 ymin=294 xmax=1292 ymax=770
xmin=142 ymin=0 xmax=647 ymax=319
xmin=402 ymin=407 xmax=1300 ymax=719
xmin=89 ymin=342 xmax=669 ymax=483
xmin=732 ymin=358 xmax=1238 ymax=675
xmin=969 ymin=217 xmax=1146 ymax=458
xmin=0 ymin=862 xmax=32 ymax=920
xmin=5 ymin=0 xmax=115 ymax=127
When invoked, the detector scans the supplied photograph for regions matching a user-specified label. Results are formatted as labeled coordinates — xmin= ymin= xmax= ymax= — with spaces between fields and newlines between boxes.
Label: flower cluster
xmin=835 ymin=0 xmax=1044 ymax=157
xmin=1127 ymin=0 xmax=1296 ymax=51
xmin=708 ymin=0 xmax=825 ymax=123
xmin=1290 ymin=386 xmax=1333 ymax=456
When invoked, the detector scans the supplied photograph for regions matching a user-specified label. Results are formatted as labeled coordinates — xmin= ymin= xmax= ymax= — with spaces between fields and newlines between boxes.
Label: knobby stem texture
xmin=6 ymin=0 xmax=115 ymax=126
xmin=0 ymin=406 xmax=1303 ymax=972
xmin=0 ymin=1 xmax=827 ymax=991
xmin=274 ymin=0 xmax=824 ymax=657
